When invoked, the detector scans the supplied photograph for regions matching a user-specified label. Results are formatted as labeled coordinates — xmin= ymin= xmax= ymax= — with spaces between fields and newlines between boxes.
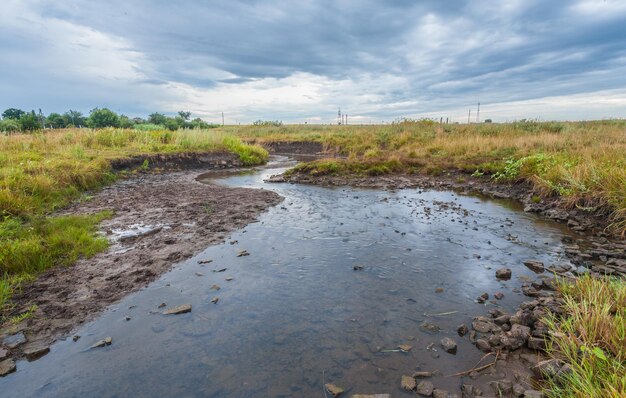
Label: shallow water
xmin=1 ymin=156 xmax=576 ymax=397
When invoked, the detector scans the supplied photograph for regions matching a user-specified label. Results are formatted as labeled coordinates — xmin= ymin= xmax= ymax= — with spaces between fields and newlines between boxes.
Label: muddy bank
xmin=0 ymin=158 xmax=282 ymax=363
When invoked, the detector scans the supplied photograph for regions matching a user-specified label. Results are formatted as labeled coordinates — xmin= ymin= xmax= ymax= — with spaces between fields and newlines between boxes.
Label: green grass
xmin=228 ymin=120 xmax=626 ymax=235
xmin=0 ymin=128 xmax=268 ymax=316
xmin=543 ymin=276 xmax=625 ymax=397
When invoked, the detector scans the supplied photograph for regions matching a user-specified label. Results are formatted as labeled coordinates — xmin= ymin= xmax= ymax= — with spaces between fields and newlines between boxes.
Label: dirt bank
xmin=0 ymin=154 xmax=282 ymax=363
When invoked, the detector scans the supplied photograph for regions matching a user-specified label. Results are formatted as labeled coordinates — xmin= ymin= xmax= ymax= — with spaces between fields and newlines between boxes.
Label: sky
xmin=1 ymin=0 xmax=626 ymax=124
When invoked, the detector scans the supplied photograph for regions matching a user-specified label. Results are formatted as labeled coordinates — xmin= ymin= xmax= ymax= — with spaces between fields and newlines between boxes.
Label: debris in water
xmin=211 ymin=297 xmax=219 ymax=304
xmin=163 ymin=304 xmax=192 ymax=315
xmin=236 ymin=250 xmax=250 ymax=257
xmin=210 ymin=284 xmax=221 ymax=290
xmin=198 ymin=259 xmax=213 ymax=264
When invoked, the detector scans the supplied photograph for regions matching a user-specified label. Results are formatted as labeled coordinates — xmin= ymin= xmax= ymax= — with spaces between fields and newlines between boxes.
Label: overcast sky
xmin=1 ymin=0 xmax=626 ymax=123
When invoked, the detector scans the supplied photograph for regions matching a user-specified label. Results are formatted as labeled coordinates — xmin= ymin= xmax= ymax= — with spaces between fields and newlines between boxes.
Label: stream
xmin=1 ymin=156 xmax=577 ymax=397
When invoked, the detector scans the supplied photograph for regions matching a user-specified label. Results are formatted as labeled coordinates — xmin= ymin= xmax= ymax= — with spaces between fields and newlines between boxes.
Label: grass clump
xmin=0 ymin=128 xmax=267 ymax=315
xmin=543 ymin=276 xmax=625 ymax=397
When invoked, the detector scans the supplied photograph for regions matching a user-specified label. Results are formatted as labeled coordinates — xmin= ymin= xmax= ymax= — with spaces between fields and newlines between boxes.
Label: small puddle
xmin=1 ymin=156 xmax=579 ymax=397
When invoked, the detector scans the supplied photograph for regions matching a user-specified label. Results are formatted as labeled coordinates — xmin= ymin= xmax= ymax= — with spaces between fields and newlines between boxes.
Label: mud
xmin=0 ymin=154 xmax=282 ymax=361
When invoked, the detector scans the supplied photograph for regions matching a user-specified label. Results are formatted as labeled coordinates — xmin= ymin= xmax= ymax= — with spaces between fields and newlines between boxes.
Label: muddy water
xmin=1 ymin=157 xmax=576 ymax=397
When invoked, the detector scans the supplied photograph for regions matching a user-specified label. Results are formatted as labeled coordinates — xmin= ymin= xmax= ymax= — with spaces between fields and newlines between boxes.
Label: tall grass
xmin=229 ymin=120 xmax=626 ymax=235
xmin=0 ymin=128 xmax=268 ymax=315
xmin=543 ymin=276 xmax=625 ymax=397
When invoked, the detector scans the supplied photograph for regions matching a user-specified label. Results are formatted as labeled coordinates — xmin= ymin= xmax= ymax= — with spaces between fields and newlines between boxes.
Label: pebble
xmin=163 ymin=304 xmax=192 ymax=315
xmin=416 ymin=380 xmax=434 ymax=396
xmin=211 ymin=297 xmax=219 ymax=304
xmin=324 ymin=383 xmax=344 ymax=397
xmin=440 ymin=337 xmax=457 ymax=354
xmin=401 ymin=375 xmax=416 ymax=391
xmin=90 ymin=337 xmax=113 ymax=349
xmin=495 ymin=268 xmax=512 ymax=280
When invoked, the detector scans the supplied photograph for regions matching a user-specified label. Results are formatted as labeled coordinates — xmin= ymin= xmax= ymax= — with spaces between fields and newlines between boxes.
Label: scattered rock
xmin=198 ymin=259 xmax=213 ymax=264
xmin=90 ymin=337 xmax=113 ymax=349
xmin=527 ymin=336 xmax=547 ymax=351
xmin=3 ymin=332 xmax=26 ymax=349
xmin=502 ymin=324 xmax=531 ymax=350
xmin=494 ymin=292 xmax=504 ymax=300
xmin=398 ymin=344 xmax=412 ymax=352
xmin=324 ymin=383 xmax=345 ymax=397
xmin=163 ymin=304 xmax=192 ymax=315
xmin=472 ymin=319 xmax=495 ymax=333
xmin=433 ymin=389 xmax=456 ymax=398
xmin=158 ymin=303 xmax=167 ymax=308
xmin=72 ymin=335 xmax=81 ymax=342
xmin=210 ymin=284 xmax=221 ymax=290
xmin=475 ymin=339 xmax=491 ymax=352
xmin=457 ymin=324 xmax=469 ymax=336
xmin=23 ymin=342 xmax=50 ymax=361
xmin=440 ymin=337 xmax=457 ymax=354
xmin=495 ymin=268 xmax=512 ymax=280
xmin=211 ymin=297 xmax=219 ymax=304
xmin=236 ymin=250 xmax=249 ymax=257
xmin=489 ymin=379 xmax=513 ymax=395
xmin=419 ymin=322 xmax=440 ymax=334
xmin=225 ymin=277 xmax=234 ymax=281
xmin=523 ymin=260 xmax=545 ymax=273
xmin=476 ymin=292 xmax=489 ymax=303
xmin=532 ymin=359 xmax=563 ymax=379
xmin=213 ymin=268 xmax=227 ymax=273
xmin=416 ymin=380 xmax=434 ymax=396
xmin=0 ymin=359 xmax=16 ymax=377
xmin=401 ymin=375 xmax=416 ymax=391
xmin=353 ymin=265 xmax=364 ymax=271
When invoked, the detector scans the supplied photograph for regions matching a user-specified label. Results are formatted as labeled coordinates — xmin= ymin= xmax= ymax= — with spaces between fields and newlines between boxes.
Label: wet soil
xmin=0 ymin=154 xmax=282 ymax=361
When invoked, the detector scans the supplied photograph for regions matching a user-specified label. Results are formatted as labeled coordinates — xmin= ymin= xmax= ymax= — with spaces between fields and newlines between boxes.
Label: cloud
xmin=0 ymin=0 xmax=625 ymax=122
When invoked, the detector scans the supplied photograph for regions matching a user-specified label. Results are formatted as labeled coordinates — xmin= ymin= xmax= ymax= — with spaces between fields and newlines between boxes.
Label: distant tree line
xmin=0 ymin=107 xmax=218 ymax=133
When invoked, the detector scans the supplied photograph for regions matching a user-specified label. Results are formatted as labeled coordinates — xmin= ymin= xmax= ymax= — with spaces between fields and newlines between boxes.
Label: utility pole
xmin=476 ymin=102 xmax=480 ymax=123
xmin=468 ymin=109 xmax=471 ymax=124
xmin=221 ymin=112 xmax=224 ymax=126
xmin=337 ymin=108 xmax=342 ymax=125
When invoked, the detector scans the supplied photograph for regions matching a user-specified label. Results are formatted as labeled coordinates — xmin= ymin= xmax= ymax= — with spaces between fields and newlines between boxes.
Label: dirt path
xmin=1 ymin=157 xmax=282 ymax=362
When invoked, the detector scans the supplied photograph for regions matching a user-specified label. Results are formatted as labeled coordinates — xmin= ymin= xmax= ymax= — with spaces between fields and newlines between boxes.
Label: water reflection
xmin=1 ymin=156 xmax=575 ymax=397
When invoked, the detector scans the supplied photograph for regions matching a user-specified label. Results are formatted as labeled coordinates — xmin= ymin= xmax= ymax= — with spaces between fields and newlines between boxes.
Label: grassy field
xmin=0 ymin=128 xmax=268 ymax=317
xmin=544 ymin=276 xmax=625 ymax=397
xmin=229 ymin=120 xmax=626 ymax=235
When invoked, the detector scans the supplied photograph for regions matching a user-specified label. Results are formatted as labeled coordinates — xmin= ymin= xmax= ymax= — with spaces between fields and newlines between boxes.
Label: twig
xmin=447 ymin=351 xmax=499 ymax=377
xmin=425 ymin=311 xmax=459 ymax=317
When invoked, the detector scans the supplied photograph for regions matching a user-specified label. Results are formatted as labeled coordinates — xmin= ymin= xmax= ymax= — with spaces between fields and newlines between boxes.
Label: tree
xmin=64 ymin=110 xmax=86 ymax=127
xmin=178 ymin=111 xmax=191 ymax=121
xmin=47 ymin=112 xmax=67 ymax=129
xmin=87 ymin=108 xmax=120 ymax=128
xmin=0 ymin=118 xmax=20 ymax=133
xmin=148 ymin=112 xmax=168 ymax=126
xmin=119 ymin=115 xmax=135 ymax=129
xmin=19 ymin=111 xmax=40 ymax=131
xmin=2 ymin=108 xmax=25 ymax=120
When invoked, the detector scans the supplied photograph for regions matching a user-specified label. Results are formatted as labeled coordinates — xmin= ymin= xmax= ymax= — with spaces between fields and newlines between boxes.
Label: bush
xmin=87 ymin=108 xmax=120 ymax=128
xmin=0 ymin=119 xmax=20 ymax=133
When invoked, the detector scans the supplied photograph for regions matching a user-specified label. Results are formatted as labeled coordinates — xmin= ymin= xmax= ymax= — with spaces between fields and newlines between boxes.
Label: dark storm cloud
xmin=1 ymin=0 xmax=626 ymax=121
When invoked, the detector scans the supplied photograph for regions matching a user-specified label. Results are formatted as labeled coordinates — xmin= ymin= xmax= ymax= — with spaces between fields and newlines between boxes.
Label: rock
xmin=211 ymin=297 xmax=219 ymax=304
xmin=325 ymin=383 xmax=345 ymax=397
xmin=475 ymin=339 xmax=491 ymax=352
xmin=401 ymin=375 xmax=416 ymax=391
xmin=416 ymin=380 xmax=434 ymax=396
xmin=494 ymin=292 xmax=504 ymax=300
xmin=23 ymin=342 xmax=50 ymax=361
xmin=198 ymin=259 xmax=213 ymax=264
xmin=496 ymin=268 xmax=512 ymax=280
xmin=225 ymin=277 xmax=234 ymax=282
xmin=0 ymin=348 xmax=7 ymax=360
xmin=432 ymin=389 xmax=455 ymax=398
xmin=163 ymin=304 xmax=192 ymax=315
xmin=398 ymin=344 xmax=412 ymax=352
xmin=513 ymin=383 xmax=526 ymax=397
xmin=519 ymin=353 xmax=542 ymax=366
xmin=210 ymin=284 xmax=220 ymax=290
xmin=353 ymin=265 xmax=364 ymax=271
xmin=3 ymin=332 xmax=26 ymax=349
xmin=489 ymin=379 xmax=513 ymax=395
xmin=494 ymin=314 xmax=511 ymax=326
xmin=502 ymin=324 xmax=531 ymax=350
xmin=476 ymin=292 xmax=489 ymax=303
xmin=158 ymin=303 xmax=167 ymax=308
xmin=352 ymin=395 xmax=390 ymax=398
xmin=524 ymin=390 xmax=543 ymax=398
xmin=532 ymin=359 xmax=563 ymax=379
xmin=527 ymin=336 xmax=547 ymax=351
xmin=0 ymin=359 xmax=16 ymax=377
xmin=523 ymin=260 xmax=545 ymax=273
xmin=435 ymin=287 xmax=444 ymax=293
xmin=90 ymin=337 xmax=113 ymax=349
xmin=236 ymin=250 xmax=249 ymax=257
xmin=419 ymin=322 xmax=440 ymax=334
xmin=461 ymin=384 xmax=482 ymax=397
xmin=412 ymin=371 xmax=433 ymax=378
xmin=472 ymin=320 xmax=495 ymax=333
xmin=457 ymin=324 xmax=469 ymax=336
xmin=440 ymin=337 xmax=457 ymax=354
